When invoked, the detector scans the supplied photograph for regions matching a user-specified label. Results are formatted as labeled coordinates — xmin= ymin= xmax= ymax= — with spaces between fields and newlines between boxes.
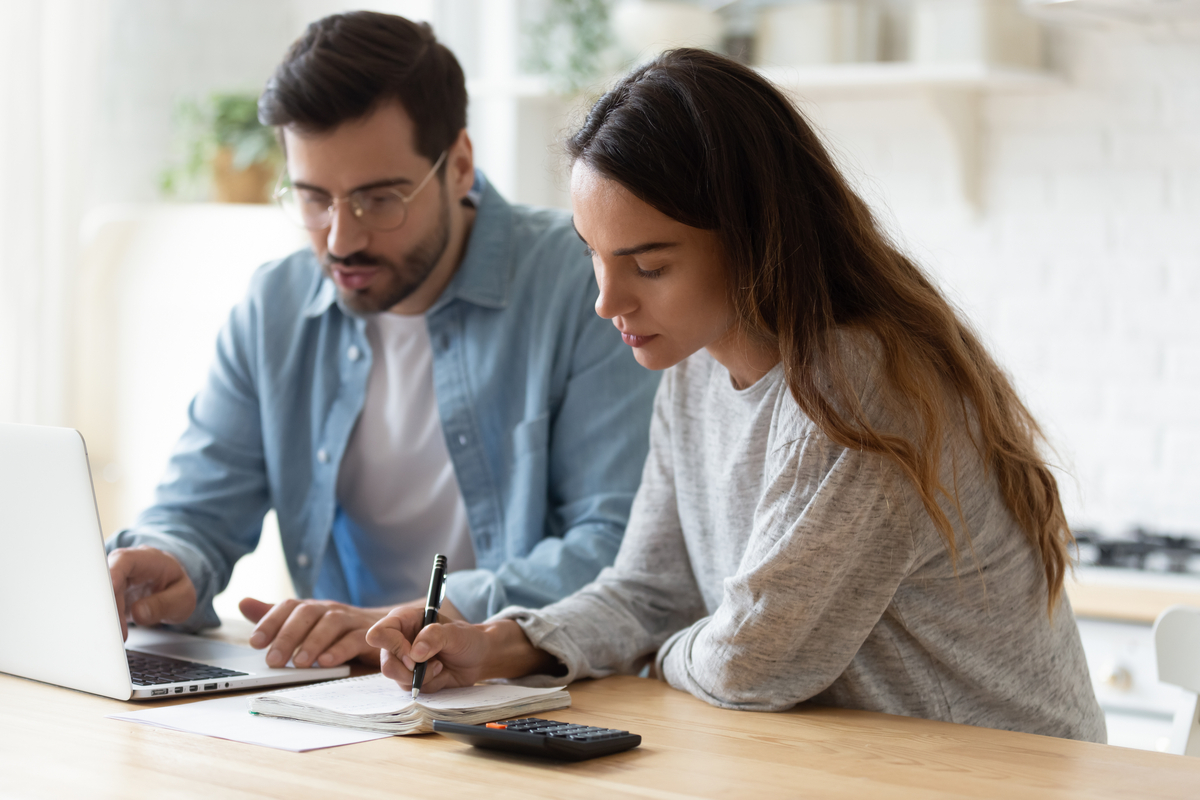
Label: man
xmin=105 ymin=11 xmax=658 ymax=671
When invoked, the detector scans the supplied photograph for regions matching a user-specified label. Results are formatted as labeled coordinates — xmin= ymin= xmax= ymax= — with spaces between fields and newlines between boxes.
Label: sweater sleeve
xmin=655 ymin=428 xmax=919 ymax=711
xmin=491 ymin=369 xmax=709 ymax=683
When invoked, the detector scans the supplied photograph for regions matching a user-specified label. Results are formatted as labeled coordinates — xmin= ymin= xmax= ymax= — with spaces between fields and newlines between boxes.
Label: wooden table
xmin=3 ymin=622 xmax=1199 ymax=799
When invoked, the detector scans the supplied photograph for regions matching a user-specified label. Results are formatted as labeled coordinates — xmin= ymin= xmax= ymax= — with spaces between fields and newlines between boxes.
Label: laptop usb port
xmin=204 ymin=683 xmax=217 ymax=690
xmin=151 ymin=688 xmax=169 ymax=696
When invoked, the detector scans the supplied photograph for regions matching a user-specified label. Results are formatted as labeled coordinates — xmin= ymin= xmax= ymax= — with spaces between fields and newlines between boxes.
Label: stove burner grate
xmin=1073 ymin=528 xmax=1200 ymax=573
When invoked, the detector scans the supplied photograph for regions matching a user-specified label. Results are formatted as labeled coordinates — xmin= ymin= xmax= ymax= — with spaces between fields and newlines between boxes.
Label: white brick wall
xmin=800 ymin=21 xmax=1200 ymax=535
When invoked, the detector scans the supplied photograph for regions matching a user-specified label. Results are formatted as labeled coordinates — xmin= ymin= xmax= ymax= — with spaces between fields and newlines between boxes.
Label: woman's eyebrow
xmin=611 ymin=242 xmax=678 ymax=257
xmin=570 ymin=219 xmax=678 ymax=256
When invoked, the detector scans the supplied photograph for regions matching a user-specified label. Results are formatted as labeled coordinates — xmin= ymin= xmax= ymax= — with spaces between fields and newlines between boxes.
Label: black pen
xmin=411 ymin=553 xmax=447 ymax=701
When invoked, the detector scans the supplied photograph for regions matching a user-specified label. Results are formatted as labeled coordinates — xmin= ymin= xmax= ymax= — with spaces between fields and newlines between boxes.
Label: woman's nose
xmin=593 ymin=260 xmax=635 ymax=320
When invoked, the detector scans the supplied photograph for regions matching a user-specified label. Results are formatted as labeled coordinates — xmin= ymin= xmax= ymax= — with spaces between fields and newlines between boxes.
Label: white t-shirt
xmin=335 ymin=312 xmax=475 ymax=602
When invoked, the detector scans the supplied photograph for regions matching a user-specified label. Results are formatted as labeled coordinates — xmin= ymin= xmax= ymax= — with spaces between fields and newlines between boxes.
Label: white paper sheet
xmin=108 ymin=694 xmax=390 ymax=752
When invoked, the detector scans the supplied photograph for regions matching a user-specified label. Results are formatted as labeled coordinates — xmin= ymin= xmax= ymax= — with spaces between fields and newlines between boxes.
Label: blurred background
xmin=0 ymin=0 xmax=1198 ymax=748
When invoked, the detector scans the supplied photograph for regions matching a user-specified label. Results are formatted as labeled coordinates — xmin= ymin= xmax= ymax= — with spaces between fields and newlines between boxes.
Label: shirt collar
xmin=301 ymin=170 xmax=512 ymax=320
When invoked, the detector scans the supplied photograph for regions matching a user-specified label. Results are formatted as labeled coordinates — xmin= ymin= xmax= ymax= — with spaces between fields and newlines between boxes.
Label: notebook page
xmin=258 ymin=674 xmax=566 ymax=716
xmin=263 ymin=675 xmax=412 ymax=715
xmin=415 ymin=682 xmax=568 ymax=710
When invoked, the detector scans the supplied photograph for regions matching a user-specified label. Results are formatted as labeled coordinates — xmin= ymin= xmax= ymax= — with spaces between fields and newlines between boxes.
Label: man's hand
xmin=107 ymin=546 xmax=198 ymax=640
xmin=239 ymin=595 xmax=464 ymax=669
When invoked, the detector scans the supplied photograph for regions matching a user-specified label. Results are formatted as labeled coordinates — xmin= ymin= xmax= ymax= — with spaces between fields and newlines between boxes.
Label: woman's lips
xmin=621 ymin=332 xmax=657 ymax=347
xmin=332 ymin=267 xmax=380 ymax=291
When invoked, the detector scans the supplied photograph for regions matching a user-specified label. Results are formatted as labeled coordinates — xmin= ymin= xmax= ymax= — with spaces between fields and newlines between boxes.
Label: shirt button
xmin=317 ymin=448 xmax=330 ymax=464
xmin=458 ymin=434 xmax=468 ymax=446
xmin=347 ymin=345 xmax=361 ymax=361
xmin=438 ymin=334 xmax=450 ymax=351
xmin=297 ymin=553 xmax=310 ymax=568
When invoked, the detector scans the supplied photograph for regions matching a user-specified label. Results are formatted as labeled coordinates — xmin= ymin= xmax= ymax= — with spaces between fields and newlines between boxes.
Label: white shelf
xmin=756 ymin=61 xmax=1059 ymax=93
xmin=467 ymin=75 xmax=554 ymax=100
xmin=469 ymin=62 xmax=1058 ymax=102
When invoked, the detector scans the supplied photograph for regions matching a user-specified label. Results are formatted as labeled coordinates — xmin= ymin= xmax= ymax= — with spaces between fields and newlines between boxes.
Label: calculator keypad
xmin=492 ymin=718 xmax=631 ymax=742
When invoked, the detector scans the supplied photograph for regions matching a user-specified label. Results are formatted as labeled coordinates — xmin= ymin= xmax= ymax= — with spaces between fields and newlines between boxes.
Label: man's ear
xmin=447 ymin=128 xmax=475 ymax=201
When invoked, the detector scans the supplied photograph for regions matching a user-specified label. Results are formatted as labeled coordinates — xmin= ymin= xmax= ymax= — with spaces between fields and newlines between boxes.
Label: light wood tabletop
xmin=2 ymin=621 xmax=1198 ymax=799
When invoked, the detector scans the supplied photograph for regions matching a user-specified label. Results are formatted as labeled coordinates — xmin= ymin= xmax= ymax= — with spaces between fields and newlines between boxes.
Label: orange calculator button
xmin=485 ymin=722 xmax=507 ymax=729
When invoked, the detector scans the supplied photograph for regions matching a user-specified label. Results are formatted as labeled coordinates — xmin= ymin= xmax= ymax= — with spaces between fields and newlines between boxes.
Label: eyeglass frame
xmin=273 ymin=150 xmax=448 ymax=232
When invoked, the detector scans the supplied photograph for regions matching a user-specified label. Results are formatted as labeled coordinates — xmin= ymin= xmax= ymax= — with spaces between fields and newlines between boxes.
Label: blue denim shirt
xmin=107 ymin=174 xmax=660 ymax=629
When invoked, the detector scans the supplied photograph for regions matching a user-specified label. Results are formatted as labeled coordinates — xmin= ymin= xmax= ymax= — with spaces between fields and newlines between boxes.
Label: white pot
xmin=756 ymin=0 xmax=882 ymax=66
xmin=910 ymin=0 xmax=1042 ymax=68
xmin=610 ymin=0 xmax=724 ymax=62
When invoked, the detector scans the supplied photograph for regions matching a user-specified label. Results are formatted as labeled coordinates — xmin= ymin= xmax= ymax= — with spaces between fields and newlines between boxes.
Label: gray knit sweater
xmin=498 ymin=345 xmax=1105 ymax=742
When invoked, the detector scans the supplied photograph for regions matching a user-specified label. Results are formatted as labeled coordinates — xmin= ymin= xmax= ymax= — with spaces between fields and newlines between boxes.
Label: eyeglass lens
xmin=282 ymin=187 xmax=410 ymax=232
xmin=276 ymin=150 xmax=447 ymax=233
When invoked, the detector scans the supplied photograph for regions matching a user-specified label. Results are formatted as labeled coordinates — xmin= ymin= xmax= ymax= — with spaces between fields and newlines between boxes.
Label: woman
xmin=366 ymin=49 xmax=1105 ymax=741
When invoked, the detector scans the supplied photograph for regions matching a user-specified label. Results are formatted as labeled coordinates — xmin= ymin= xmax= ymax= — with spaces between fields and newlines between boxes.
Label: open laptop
xmin=0 ymin=422 xmax=349 ymax=700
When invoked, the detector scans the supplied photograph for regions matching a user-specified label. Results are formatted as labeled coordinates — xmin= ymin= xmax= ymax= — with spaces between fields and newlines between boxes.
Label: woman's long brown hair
xmin=568 ymin=49 xmax=1073 ymax=614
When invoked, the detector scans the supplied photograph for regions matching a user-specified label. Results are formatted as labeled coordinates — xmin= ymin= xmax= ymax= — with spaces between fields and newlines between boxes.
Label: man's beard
xmin=323 ymin=193 xmax=452 ymax=315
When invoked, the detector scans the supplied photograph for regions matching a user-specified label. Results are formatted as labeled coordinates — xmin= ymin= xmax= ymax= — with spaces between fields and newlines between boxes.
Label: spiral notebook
xmin=248 ymin=674 xmax=570 ymax=735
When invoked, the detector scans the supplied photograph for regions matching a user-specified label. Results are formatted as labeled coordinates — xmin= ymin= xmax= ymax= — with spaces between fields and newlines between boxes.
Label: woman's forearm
xmin=480 ymin=619 xmax=561 ymax=679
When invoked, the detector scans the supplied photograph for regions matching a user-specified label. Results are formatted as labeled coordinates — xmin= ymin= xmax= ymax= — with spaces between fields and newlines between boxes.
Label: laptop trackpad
xmin=126 ymin=626 xmax=271 ymax=669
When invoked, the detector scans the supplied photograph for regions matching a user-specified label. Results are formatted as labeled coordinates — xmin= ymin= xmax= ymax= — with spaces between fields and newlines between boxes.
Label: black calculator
xmin=431 ymin=717 xmax=641 ymax=761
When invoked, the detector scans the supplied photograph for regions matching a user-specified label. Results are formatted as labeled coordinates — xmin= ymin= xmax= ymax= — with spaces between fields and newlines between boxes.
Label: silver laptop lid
xmin=0 ymin=423 xmax=134 ymax=700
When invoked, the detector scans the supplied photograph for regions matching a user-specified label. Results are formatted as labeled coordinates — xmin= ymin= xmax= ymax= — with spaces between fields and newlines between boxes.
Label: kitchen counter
xmin=1067 ymin=567 xmax=1200 ymax=624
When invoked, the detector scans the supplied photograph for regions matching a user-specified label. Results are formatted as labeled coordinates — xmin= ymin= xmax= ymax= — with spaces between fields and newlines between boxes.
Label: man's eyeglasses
xmin=274 ymin=150 xmax=447 ymax=232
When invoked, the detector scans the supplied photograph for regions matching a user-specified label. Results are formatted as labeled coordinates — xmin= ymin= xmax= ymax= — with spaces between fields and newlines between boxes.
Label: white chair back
xmin=1153 ymin=605 xmax=1200 ymax=756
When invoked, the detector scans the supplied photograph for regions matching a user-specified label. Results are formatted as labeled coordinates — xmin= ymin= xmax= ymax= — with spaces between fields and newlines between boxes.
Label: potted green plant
xmin=160 ymin=92 xmax=282 ymax=204
xmin=524 ymin=0 xmax=616 ymax=95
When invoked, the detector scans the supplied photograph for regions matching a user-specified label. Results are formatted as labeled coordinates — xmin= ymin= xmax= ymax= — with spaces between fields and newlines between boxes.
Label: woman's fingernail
xmin=402 ymin=656 xmax=415 ymax=670
xmin=249 ymin=632 xmax=266 ymax=648
xmin=295 ymin=650 xmax=310 ymax=666
xmin=267 ymin=647 xmax=282 ymax=666
xmin=411 ymin=644 xmax=428 ymax=661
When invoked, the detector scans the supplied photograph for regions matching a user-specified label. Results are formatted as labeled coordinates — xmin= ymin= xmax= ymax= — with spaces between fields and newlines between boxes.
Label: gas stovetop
xmin=1074 ymin=528 xmax=1200 ymax=575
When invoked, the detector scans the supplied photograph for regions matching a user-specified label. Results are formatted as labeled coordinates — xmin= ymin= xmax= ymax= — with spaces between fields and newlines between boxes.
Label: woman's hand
xmin=366 ymin=606 xmax=492 ymax=693
xmin=366 ymin=609 xmax=561 ymax=694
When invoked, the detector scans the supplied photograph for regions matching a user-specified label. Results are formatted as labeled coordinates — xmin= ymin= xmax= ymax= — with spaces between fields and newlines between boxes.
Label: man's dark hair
xmin=258 ymin=11 xmax=467 ymax=163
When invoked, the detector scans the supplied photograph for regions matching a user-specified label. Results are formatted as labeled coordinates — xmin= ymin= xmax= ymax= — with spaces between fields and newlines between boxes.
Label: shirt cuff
xmin=487 ymin=605 xmax=593 ymax=685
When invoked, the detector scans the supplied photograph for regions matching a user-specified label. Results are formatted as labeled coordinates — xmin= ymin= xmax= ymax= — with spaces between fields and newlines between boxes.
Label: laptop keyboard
xmin=127 ymin=650 xmax=249 ymax=687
